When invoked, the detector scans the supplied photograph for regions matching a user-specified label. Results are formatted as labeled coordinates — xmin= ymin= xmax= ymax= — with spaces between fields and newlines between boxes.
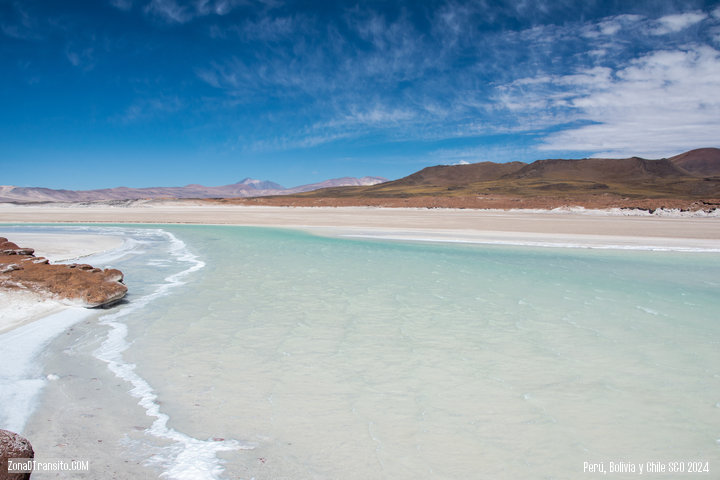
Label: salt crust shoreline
xmin=0 ymin=290 xmax=68 ymax=334
xmin=1 ymin=232 xmax=125 ymax=263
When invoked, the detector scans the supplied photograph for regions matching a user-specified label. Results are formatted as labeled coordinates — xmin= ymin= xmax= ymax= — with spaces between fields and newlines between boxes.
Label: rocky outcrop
xmin=0 ymin=241 xmax=34 ymax=256
xmin=0 ymin=237 xmax=127 ymax=308
xmin=0 ymin=429 xmax=34 ymax=480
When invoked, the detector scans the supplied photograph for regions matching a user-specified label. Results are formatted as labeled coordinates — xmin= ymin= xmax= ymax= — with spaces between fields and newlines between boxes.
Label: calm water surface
xmin=4 ymin=224 xmax=720 ymax=479
xmin=127 ymin=225 xmax=720 ymax=479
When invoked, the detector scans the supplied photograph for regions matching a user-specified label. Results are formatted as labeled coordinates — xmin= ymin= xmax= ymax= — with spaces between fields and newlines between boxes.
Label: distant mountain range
xmin=0 ymin=176 xmax=387 ymax=203
xmin=3 ymin=148 xmax=719 ymax=209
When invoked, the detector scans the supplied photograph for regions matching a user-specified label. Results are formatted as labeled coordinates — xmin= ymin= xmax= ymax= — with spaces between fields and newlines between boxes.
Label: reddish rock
xmin=0 ymin=240 xmax=34 ymax=256
xmin=0 ymin=238 xmax=127 ymax=308
xmin=103 ymin=268 xmax=124 ymax=283
xmin=1 ymin=264 xmax=21 ymax=274
xmin=0 ymin=429 xmax=34 ymax=480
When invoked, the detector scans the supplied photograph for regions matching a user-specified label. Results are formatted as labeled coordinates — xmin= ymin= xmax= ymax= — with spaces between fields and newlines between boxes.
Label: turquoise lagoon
xmin=1 ymin=224 xmax=719 ymax=479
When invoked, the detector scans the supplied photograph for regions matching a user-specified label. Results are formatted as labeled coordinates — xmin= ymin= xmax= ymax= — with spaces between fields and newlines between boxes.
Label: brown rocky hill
xmin=669 ymin=148 xmax=720 ymax=176
xmin=508 ymin=156 xmax=688 ymax=182
xmin=223 ymin=148 xmax=720 ymax=210
xmin=386 ymin=161 xmax=526 ymax=187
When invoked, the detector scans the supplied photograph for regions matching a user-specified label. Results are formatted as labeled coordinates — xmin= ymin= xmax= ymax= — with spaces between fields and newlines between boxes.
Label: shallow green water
xmin=117 ymin=225 xmax=720 ymax=479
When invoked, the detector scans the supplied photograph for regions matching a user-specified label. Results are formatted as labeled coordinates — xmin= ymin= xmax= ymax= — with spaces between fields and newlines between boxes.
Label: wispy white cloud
xmin=201 ymin=6 xmax=442 ymax=96
xmin=143 ymin=0 xmax=264 ymax=24
xmin=650 ymin=12 xmax=707 ymax=35
xmin=432 ymin=1 xmax=475 ymax=47
xmin=196 ymin=0 xmax=254 ymax=16
xmin=198 ymin=8 xmax=456 ymax=145
xmin=144 ymin=0 xmax=193 ymax=23
xmin=65 ymin=44 xmax=95 ymax=69
xmin=537 ymin=46 xmax=720 ymax=157
xmin=580 ymin=14 xmax=643 ymax=38
xmin=344 ymin=105 xmax=417 ymax=126
xmin=243 ymin=124 xmax=358 ymax=152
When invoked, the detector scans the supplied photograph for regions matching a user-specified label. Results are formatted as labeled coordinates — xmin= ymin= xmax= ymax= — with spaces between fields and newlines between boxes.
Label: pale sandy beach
xmin=2 ymin=204 xmax=720 ymax=248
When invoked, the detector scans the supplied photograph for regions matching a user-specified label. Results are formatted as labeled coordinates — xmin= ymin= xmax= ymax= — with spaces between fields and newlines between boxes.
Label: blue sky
xmin=1 ymin=0 xmax=719 ymax=189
